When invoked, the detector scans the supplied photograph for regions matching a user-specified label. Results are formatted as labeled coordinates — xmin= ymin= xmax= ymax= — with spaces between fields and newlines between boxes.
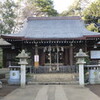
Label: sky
xmin=53 ymin=0 xmax=76 ymax=13
xmin=53 ymin=0 xmax=95 ymax=13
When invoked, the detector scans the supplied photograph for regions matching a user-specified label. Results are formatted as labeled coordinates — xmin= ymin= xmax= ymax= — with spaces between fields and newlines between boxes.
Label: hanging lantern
xmin=48 ymin=53 xmax=51 ymax=60
xmin=94 ymin=45 xmax=97 ymax=48
xmin=57 ymin=47 xmax=59 ymax=52
xmin=61 ymin=47 xmax=64 ymax=51
xmin=53 ymin=48 xmax=55 ymax=52
xmin=48 ymin=46 xmax=51 ymax=51
xmin=43 ymin=47 xmax=47 ymax=52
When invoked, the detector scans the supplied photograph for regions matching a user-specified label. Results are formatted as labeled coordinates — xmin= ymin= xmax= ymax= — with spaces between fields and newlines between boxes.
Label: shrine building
xmin=1 ymin=16 xmax=100 ymax=72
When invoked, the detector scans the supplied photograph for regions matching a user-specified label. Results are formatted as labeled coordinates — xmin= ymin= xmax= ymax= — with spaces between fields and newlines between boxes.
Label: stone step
xmin=27 ymin=73 xmax=79 ymax=84
xmin=27 ymin=81 xmax=79 ymax=85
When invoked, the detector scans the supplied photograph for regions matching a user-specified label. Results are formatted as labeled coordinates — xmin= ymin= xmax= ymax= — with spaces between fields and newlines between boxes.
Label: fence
xmin=30 ymin=65 xmax=78 ymax=73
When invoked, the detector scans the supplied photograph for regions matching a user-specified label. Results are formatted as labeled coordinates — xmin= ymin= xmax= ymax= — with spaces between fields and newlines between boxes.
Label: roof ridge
xmin=27 ymin=16 xmax=81 ymax=21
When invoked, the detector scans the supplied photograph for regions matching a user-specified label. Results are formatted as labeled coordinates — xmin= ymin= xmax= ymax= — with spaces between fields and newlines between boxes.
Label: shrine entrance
xmin=44 ymin=46 xmax=64 ymax=71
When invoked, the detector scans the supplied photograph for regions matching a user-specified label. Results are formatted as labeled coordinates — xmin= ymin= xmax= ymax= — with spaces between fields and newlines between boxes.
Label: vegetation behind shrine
xmin=0 ymin=0 xmax=100 ymax=68
xmin=0 ymin=0 xmax=100 ymax=34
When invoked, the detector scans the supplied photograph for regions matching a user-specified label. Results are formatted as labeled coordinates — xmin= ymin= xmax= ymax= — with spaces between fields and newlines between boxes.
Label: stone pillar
xmin=20 ymin=65 xmax=26 ymax=87
xmin=79 ymin=64 xmax=84 ymax=85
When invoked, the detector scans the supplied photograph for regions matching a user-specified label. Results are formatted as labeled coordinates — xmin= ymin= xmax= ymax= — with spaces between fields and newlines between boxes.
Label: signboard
xmin=90 ymin=50 xmax=100 ymax=59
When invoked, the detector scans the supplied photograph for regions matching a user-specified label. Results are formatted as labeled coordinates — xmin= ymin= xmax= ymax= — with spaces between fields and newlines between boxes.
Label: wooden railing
xmin=30 ymin=65 xmax=78 ymax=73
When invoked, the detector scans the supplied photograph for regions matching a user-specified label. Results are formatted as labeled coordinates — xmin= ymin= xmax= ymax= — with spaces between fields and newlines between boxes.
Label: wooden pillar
xmin=56 ymin=45 xmax=59 ymax=71
xmin=48 ymin=45 xmax=51 ymax=65
xmin=69 ymin=45 xmax=73 ymax=66
xmin=3 ymin=49 xmax=6 ymax=68
xmin=42 ymin=52 xmax=45 ymax=66
xmin=85 ymin=41 xmax=87 ymax=53
xmin=39 ymin=49 xmax=45 ymax=66
xmin=35 ymin=44 xmax=38 ymax=55
xmin=64 ymin=48 xmax=69 ymax=65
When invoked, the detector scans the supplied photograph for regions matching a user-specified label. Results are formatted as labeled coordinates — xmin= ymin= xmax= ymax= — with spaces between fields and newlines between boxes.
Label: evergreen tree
xmin=60 ymin=0 xmax=89 ymax=16
xmin=83 ymin=0 xmax=100 ymax=32
xmin=35 ymin=0 xmax=58 ymax=16
xmin=21 ymin=0 xmax=58 ymax=18
xmin=83 ymin=0 xmax=100 ymax=23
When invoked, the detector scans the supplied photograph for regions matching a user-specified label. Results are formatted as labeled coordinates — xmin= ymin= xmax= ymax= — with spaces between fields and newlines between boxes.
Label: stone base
xmin=8 ymin=79 xmax=20 ymax=85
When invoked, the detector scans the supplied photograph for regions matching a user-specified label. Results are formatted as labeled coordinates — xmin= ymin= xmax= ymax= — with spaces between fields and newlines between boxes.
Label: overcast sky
xmin=53 ymin=0 xmax=95 ymax=13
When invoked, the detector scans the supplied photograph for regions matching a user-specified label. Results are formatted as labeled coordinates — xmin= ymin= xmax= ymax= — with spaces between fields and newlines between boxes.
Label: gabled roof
xmin=2 ymin=16 xmax=100 ymax=40
xmin=0 ymin=38 xmax=11 ymax=45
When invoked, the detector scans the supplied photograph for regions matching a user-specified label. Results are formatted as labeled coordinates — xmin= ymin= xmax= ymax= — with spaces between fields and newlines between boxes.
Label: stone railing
xmin=84 ymin=65 xmax=100 ymax=84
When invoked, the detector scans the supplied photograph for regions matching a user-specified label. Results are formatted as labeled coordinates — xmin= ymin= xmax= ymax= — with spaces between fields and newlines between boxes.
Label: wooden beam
xmin=69 ymin=45 xmax=73 ymax=66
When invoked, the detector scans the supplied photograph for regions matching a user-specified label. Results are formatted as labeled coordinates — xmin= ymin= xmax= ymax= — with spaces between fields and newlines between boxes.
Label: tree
xmin=83 ymin=0 xmax=100 ymax=23
xmin=0 ymin=0 xmax=18 ymax=34
xmin=86 ymin=23 xmax=98 ymax=32
xmin=22 ymin=0 xmax=58 ymax=18
xmin=35 ymin=0 xmax=58 ymax=16
xmin=83 ymin=0 xmax=100 ymax=32
xmin=60 ymin=0 xmax=92 ymax=16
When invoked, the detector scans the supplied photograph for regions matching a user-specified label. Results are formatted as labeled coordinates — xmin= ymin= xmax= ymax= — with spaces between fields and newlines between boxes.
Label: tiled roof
xmin=27 ymin=16 xmax=81 ymax=20
xmin=4 ymin=16 xmax=100 ymax=39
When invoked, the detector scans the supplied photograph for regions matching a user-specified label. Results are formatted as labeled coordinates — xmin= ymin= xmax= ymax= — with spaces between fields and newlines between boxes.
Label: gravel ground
xmin=0 ymin=84 xmax=19 ymax=98
xmin=86 ymin=84 xmax=100 ymax=97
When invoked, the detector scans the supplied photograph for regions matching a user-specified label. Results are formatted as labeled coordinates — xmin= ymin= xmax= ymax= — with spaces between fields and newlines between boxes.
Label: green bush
xmin=98 ymin=19 xmax=100 ymax=23
xmin=86 ymin=23 xmax=98 ymax=32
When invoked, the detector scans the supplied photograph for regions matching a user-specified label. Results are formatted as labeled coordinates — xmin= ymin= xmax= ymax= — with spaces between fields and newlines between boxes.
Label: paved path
xmin=1 ymin=85 xmax=100 ymax=100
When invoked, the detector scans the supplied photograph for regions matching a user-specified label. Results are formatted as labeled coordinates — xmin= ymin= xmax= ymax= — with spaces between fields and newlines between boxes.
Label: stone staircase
xmin=27 ymin=73 xmax=79 ymax=85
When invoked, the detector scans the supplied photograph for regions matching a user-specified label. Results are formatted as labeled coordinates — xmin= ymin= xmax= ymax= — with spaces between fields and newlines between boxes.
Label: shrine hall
xmin=1 ymin=16 xmax=100 ymax=72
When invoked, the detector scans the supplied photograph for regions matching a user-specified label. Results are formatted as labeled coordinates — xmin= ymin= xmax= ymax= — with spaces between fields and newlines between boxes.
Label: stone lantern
xmin=75 ymin=49 xmax=88 ymax=86
xmin=16 ymin=50 xmax=30 ymax=87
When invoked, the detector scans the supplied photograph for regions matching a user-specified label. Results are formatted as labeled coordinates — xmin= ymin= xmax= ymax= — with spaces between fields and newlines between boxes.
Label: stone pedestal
xmin=8 ymin=66 xmax=20 ymax=85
